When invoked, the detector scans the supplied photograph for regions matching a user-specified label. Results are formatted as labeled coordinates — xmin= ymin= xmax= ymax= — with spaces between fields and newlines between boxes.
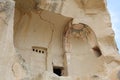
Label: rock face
xmin=0 ymin=0 xmax=120 ymax=80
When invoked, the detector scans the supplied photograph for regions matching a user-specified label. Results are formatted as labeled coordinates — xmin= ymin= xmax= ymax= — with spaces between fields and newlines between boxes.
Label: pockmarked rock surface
xmin=0 ymin=0 xmax=120 ymax=80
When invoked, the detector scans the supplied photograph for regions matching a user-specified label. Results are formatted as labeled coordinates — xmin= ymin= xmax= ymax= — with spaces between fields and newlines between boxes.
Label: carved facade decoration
xmin=0 ymin=0 xmax=120 ymax=80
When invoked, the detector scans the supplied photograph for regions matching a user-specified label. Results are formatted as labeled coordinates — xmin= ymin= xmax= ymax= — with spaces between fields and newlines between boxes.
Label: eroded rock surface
xmin=0 ymin=0 xmax=120 ymax=80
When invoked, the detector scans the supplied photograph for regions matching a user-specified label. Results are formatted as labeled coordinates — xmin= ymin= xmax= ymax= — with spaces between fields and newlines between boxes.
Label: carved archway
xmin=63 ymin=20 xmax=103 ymax=77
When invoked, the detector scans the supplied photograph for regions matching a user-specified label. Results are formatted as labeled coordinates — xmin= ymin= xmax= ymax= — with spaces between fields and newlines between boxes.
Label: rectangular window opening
xmin=32 ymin=46 xmax=47 ymax=54
xmin=53 ymin=66 xmax=63 ymax=76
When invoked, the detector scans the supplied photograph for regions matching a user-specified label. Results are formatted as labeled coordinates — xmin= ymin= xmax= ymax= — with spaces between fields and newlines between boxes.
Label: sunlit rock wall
xmin=0 ymin=0 xmax=120 ymax=80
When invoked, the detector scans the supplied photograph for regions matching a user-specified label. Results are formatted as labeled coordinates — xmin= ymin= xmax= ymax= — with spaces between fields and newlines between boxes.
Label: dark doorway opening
xmin=53 ymin=67 xmax=63 ymax=76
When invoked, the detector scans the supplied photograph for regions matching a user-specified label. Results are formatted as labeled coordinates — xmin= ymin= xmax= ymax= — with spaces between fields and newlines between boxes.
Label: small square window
xmin=39 ymin=50 xmax=41 ymax=53
xmin=33 ymin=49 xmax=35 ymax=51
xmin=36 ymin=50 xmax=38 ymax=52
xmin=53 ymin=67 xmax=63 ymax=76
xmin=42 ymin=51 xmax=44 ymax=53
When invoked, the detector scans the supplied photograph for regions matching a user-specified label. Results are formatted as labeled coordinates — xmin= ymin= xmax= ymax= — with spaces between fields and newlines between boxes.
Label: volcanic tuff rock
xmin=0 ymin=0 xmax=120 ymax=80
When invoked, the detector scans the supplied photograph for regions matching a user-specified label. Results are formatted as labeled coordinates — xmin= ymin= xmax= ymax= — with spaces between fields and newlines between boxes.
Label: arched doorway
xmin=63 ymin=20 xmax=103 ymax=77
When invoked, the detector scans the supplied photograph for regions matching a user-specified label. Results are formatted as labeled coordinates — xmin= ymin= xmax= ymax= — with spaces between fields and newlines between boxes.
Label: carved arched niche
xmin=63 ymin=20 xmax=103 ymax=77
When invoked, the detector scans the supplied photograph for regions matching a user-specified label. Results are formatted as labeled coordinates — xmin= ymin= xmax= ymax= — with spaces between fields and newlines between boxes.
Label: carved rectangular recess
xmin=53 ymin=66 xmax=64 ymax=76
xmin=32 ymin=46 xmax=47 ymax=54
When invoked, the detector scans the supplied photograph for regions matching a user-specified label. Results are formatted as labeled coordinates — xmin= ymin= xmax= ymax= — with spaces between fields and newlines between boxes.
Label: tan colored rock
xmin=0 ymin=0 xmax=120 ymax=80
